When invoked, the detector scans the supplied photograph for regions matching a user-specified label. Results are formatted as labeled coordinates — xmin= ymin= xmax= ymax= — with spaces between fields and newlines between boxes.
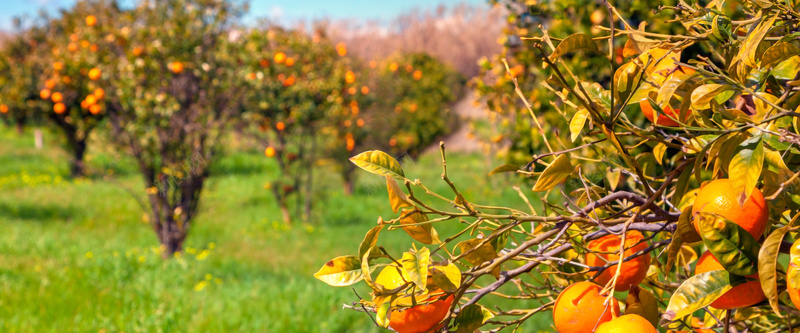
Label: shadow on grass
xmin=0 ymin=201 xmax=78 ymax=223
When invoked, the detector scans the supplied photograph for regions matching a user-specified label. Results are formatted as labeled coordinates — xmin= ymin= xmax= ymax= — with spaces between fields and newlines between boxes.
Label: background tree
xmin=106 ymin=0 xmax=246 ymax=256
xmin=0 ymin=18 xmax=49 ymax=136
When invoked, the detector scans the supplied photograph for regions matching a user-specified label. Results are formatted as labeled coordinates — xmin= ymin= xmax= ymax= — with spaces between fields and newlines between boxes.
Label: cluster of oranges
xmin=553 ymin=177 xmax=772 ymax=332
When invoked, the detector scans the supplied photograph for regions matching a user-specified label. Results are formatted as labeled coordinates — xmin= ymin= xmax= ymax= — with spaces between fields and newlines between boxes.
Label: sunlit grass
xmin=0 ymin=126 xmax=554 ymax=332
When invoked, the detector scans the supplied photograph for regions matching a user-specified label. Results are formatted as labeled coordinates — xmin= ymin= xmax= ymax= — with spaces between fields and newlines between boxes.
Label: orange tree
xmin=104 ymin=0 xmax=245 ymax=256
xmin=36 ymin=0 xmax=121 ymax=176
xmin=240 ymin=29 xmax=371 ymax=222
xmin=316 ymin=0 xmax=800 ymax=332
xmin=364 ymin=53 xmax=465 ymax=159
xmin=0 ymin=19 xmax=49 ymax=134
xmin=473 ymin=0 xmax=686 ymax=165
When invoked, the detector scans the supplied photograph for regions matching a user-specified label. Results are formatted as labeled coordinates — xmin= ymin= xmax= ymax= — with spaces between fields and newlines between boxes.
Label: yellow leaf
xmin=386 ymin=176 xmax=413 ymax=213
xmin=532 ymin=154 xmax=573 ymax=192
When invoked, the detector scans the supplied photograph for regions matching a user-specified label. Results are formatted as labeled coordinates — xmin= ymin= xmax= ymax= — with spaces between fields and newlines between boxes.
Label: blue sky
xmin=1 ymin=0 xmax=486 ymax=30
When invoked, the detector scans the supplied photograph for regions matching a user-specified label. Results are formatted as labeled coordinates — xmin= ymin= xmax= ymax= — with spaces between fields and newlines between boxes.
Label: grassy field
xmin=0 ymin=126 xmax=554 ymax=332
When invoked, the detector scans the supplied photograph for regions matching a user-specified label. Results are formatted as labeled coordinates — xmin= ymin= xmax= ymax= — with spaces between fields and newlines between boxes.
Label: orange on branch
xmin=345 ymin=71 xmax=356 ymax=84
xmin=361 ymin=86 xmax=369 ymax=94
xmin=94 ymin=88 xmax=105 ymax=100
xmin=169 ymin=62 xmax=184 ymax=74
xmin=691 ymin=178 xmax=769 ymax=240
xmin=85 ymin=15 xmax=97 ymax=26
xmin=53 ymin=103 xmax=66 ymax=114
xmin=389 ymin=294 xmax=454 ymax=333
xmin=45 ymin=79 xmax=56 ymax=89
xmin=0 ymin=104 xmax=8 ymax=113
xmin=68 ymin=43 xmax=78 ymax=52
xmin=282 ymin=76 xmax=295 ymax=87
xmin=276 ymin=122 xmax=286 ymax=131
xmin=553 ymin=281 xmax=620 ymax=333
xmin=259 ymin=58 xmax=269 ymax=67
xmin=53 ymin=62 xmax=64 ymax=71
xmin=336 ymin=42 xmax=347 ymax=56
xmin=40 ymin=89 xmax=51 ymax=100
xmin=89 ymin=104 xmax=101 ymax=115
xmin=273 ymin=52 xmax=286 ymax=64
xmin=639 ymin=66 xmax=696 ymax=127
xmin=85 ymin=95 xmax=97 ymax=106
xmin=595 ymin=314 xmax=657 ymax=333
xmin=667 ymin=317 xmax=715 ymax=333
xmin=51 ymin=92 xmax=63 ymax=103
xmin=88 ymin=68 xmax=102 ymax=80
xmin=694 ymin=251 xmax=765 ymax=309
xmin=264 ymin=146 xmax=276 ymax=157
xmin=285 ymin=57 xmax=295 ymax=66
xmin=788 ymin=241 xmax=800 ymax=310
xmin=585 ymin=230 xmax=650 ymax=291
xmin=413 ymin=70 xmax=422 ymax=80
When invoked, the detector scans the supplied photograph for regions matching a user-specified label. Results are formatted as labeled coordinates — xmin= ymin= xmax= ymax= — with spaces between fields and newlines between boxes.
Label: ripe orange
xmin=94 ymin=88 xmax=105 ymax=100
xmin=590 ymin=9 xmax=606 ymax=25
xmin=336 ymin=42 xmax=347 ymax=57
xmin=389 ymin=294 xmax=453 ymax=333
xmin=53 ymin=103 xmax=66 ymax=114
xmin=637 ymin=52 xmax=695 ymax=127
xmin=595 ymin=314 xmax=657 ymax=333
xmin=695 ymin=251 xmax=765 ymax=309
xmin=85 ymin=15 xmax=97 ymax=26
xmin=40 ymin=89 xmax=51 ymax=100
xmin=282 ymin=76 xmax=295 ymax=87
xmin=45 ymin=79 xmax=56 ymax=89
xmin=345 ymin=71 xmax=356 ymax=84
xmin=692 ymin=178 xmax=769 ymax=240
xmin=89 ymin=104 xmax=101 ymax=115
xmin=361 ymin=86 xmax=369 ymax=94
xmin=169 ymin=62 xmax=184 ymax=74
xmin=553 ymin=281 xmax=620 ymax=333
xmin=276 ymin=122 xmax=286 ymax=131
xmin=53 ymin=62 xmax=63 ymax=71
xmin=273 ymin=52 xmax=286 ymax=64
xmin=640 ymin=100 xmax=691 ymax=127
xmin=259 ymin=58 xmax=269 ymax=68
xmin=132 ymin=46 xmax=144 ymax=57
xmin=285 ymin=57 xmax=295 ymax=66
xmin=51 ymin=92 xmax=63 ymax=103
xmin=264 ymin=146 xmax=276 ymax=157
xmin=389 ymin=62 xmax=399 ymax=72
xmin=88 ymin=68 xmax=101 ymax=81
xmin=585 ymin=231 xmax=650 ymax=292
xmin=0 ymin=104 xmax=8 ymax=113
xmin=356 ymin=118 xmax=365 ymax=127
xmin=85 ymin=95 xmax=97 ymax=106
xmin=413 ymin=70 xmax=422 ymax=80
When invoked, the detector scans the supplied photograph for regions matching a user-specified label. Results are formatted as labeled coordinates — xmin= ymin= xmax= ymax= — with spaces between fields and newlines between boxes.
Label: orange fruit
xmin=264 ymin=146 xmax=276 ymax=157
xmin=585 ymin=231 xmax=651 ymax=292
xmin=595 ymin=314 xmax=657 ymax=333
xmin=0 ymin=104 xmax=8 ymax=113
xmin=276 ymin=122 xmax=286 ymax=131
xmin=40 ymin=89 xmax=51 ymax=100
xmin=361 ymin=86 xmax=369 ymax=94
xmin=53 ymin=103 xmax=66 ymax=114
xmin=132 ymin=46 xmax=144 ymax=57
xmin=336 ymin=42 xmax=347 ymax=57
xmin=88 ymin=68 xmax=101 ymax=81
xmin=788 ymin=240 xmax=800 ymax=310
xmin=356 ymin=118 xmax=365 ymax=127
xmin=345 ymin=71 xmax=356 ymax=84
xmin=553 ymin=281 xmax=620 ymax=333
xmin=389 ymin=294 xmax=453 ymax=333
xmin=273 ymin=52 xmax=286 ymax=64
xmin=85 ymin=95 xmax=97 ymax=106
xmin=285 ymin=57 xmax=295 ymax=66
xmin=389 ymin=62 xmax=399 ymax=72
xmin=85 ymin=15 xmax=97 ymax=26
xmin=89 ymin=104 xmax=101 ymax=115
xmin=51 ymin=92 xmax=63 ymax=103
xmin=282 ymin=76 xmax=295 ymax=87
xmin=259 ymin=59 xmax=269 ymax=68
xmin=639 ymin=66 xmax=696 ymax=127
xmin=692 ymin=178 xmax=769 ymax=240
xmin=53 ymin=62 xmax=63 ymax=71
xmin=45 ymin=79 xmax=56 ymax=89
xmin=695 ymin=251 xmax=765 ymax=309
xmin=590 ymin=9 xmax=606 ymax=25
xmin=170 ymin=62 xmax=184 ymax=74
xmin=94 ymin=88 xmax=105 ymax=100
xmin=413 ymin=70 xmax=422 ymax=80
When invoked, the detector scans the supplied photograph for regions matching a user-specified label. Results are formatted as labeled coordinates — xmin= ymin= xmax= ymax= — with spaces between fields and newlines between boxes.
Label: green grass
xmin=0 ymin=126 xmax=554 ymax=332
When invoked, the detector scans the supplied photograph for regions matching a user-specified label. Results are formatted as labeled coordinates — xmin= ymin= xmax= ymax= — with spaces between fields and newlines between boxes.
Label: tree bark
xmin=70 ymin=139 xmax=87 ymax=178
xmin=15 ymin=122 xmax=23 ymax=135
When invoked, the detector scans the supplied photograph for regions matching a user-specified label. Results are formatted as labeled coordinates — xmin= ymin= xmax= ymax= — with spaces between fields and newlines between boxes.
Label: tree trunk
xmin=71 ymin=140 xmax=87 ymax=177
xmin=280 ymin=204 xmax=291 ymax=225
xmin=15 ymin=122 xmax=23 ymax=135
xmin=343 ymin=180 xmax=354 ymax=196
xmin=158 ymin=216 xmax=186 ymax=259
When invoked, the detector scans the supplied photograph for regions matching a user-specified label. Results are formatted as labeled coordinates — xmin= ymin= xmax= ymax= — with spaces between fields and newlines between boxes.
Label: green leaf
xmin=691 ymin=84 xmax=735 ymax=110
xmin=696 ymin=212 xmax=761 ymax=276
xmin=661 ymin=270 xmax=733 ymax=324
xmin=656 ymin=68 xmax=695 ymax=108
xmin=548 ymin=33 xmax=602 ymax=64
xmin=375 ymin=301 xmax=390 ymax=328
xmin=452 ymin=304 xmax=494 ymax=333
xmin=386 ymin=176 xmax=413 ymax=213
xmin=626 ymin=286 xmax=660 ymax=327
xmin=569 ymin=108 xmax=590 ymax=142
xmin=758 ymin=225 xmax=790 ymax=316
xmin=728 ymin=136 xmax=765 ymax=206
xmin=773 ymin=56 xmax=800 ymax=80
xmin=533 ymin=154 xmax=574 ymax=192
xmin=672 ymin=165 xmax=693 ymax=207
xmin=402 ymin=246 xmax=431 ymax=292
xmin=350 ymin=150 xmax=405 ymax=179
xmin=580 ymin=81 xmax=612 ymax=113
xmin=358 ymin=225 xmax=384 ymax=260
xmin=314 ymin=255 xmax=366 ymax=287
xmin=760 ymin=42 xmax=800 ymax=69
xmin=742 ymin=15 xmax=778 ymax=68
xmin=614 ymin=61 xmax=642 ymax=101
xmin=431 ymin=263 xmax=461 ymax=293
xmin=488 ymin=163 xmax=519 ymax=176
xmin=399 ymin=208 xmax=441 ymax=245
